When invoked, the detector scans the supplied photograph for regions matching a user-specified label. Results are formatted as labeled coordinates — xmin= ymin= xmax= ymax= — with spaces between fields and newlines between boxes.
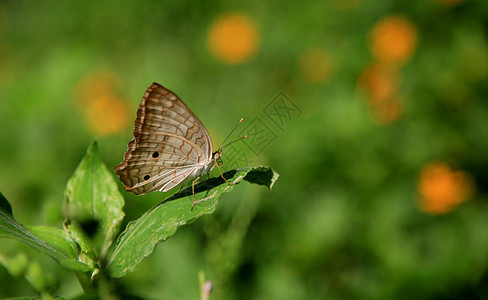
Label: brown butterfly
xmin=115 ymin=82 xmax=242 ymax=207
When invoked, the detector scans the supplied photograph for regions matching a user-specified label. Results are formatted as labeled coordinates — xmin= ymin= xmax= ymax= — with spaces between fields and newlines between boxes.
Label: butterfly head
xmin=211 ymin=118 xmax=246 ymax=170
xmin=212 ymin=148 xmax=223 ymax=165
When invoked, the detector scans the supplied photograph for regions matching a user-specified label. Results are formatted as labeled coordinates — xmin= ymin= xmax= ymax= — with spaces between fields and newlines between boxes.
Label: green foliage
xmin=0 ymin=142 xmax=277 ymax=298
xmin=1 ymin=1 xmax=488 ymax=299
xmin=108 ymin=167 xmax=277 ymax=277
xmin=64 ymin=141 xmax=125 ymax=262
xmin=0 ymin=192 xmax=90 ymax=273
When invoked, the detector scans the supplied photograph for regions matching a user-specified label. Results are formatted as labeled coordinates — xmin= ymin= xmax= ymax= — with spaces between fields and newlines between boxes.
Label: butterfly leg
xmin=191 ymin=191 xmax=218 ymax=207
xmin=215 ymin=161 xmax=235 ymax=186
xmin=191 ymin=176 xmax=201 ymax=210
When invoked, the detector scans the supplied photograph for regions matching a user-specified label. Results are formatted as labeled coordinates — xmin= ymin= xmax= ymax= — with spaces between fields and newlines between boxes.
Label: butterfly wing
xmin=114 ymin=82 xmax=214 ymax=195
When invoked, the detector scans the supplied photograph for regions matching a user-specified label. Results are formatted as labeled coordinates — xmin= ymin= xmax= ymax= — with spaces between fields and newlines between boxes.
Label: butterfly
xmin=114 ymin=82 xmax=241 ymax=208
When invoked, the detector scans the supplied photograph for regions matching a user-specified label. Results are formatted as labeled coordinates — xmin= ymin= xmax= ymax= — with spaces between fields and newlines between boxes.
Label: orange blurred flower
xmin=358 ymin=63 xmax=400 ymax=103
xmin=208 ymin=13 xmax=260 ymax=64
xmin=85 ymin=95 xmax=130 ymax=136
xmin=418 ymin=162 xmax=474 ymax=214
xmin=73 ymin=71 xmax=121 ymax=107
xmin=298 ymin=48 xmax=333 ymax=83
xmin=357 ymin=63 xmax=403 ymax=124
xmin=369 ymin=16 xmax=418 ymax=66
xmin=360 ymin=16 xmax=416 ymax=124
xmin=73 ymin=71 xmax=130 ymax=136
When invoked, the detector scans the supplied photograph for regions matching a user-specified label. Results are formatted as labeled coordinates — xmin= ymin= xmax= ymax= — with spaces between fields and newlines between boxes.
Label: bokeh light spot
xmin=358 ymin=63 xmax=400 ymax=102
xmin=418 ymin=162 xmax=474 ymax=214
xmin=357 ymin=63 xmax=404 ymax=124
xmin=207 ymin=13 xmax=260 ymax=64
xmin=73 ymin=71 xmax=121 ymax=107
xmin=85 ymin=95 xmax=130 ymax=136
xmin=73 ymin=71 xmax=130 ymax=136
xmin=369 ymin=16 xmax=418 ymax=66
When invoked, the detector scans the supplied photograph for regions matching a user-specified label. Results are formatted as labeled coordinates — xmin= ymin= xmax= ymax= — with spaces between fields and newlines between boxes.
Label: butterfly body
xmin=115 ymin=83 xmax=219 ymax=195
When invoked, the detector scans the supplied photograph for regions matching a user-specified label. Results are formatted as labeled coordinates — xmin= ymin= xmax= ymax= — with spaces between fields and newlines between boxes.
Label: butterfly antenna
xmin=219 ymin=118 xmax=245 ymax=149
xmin=221 ymin=134 xmax=248 ymax=149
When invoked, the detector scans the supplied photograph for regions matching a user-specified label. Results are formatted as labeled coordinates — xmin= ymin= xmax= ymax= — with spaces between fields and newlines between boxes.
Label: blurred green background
xmin=1 ymin=0 xmax=488 ymax=299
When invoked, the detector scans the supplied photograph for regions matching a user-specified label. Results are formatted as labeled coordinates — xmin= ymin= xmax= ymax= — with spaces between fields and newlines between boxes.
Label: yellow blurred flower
xmin=207 ymin=13 xmax=260 ymax=64
xmin=73 ymin=71 xmax=130 ymax=136
xmin=369 ymin=16 xmax=418 ymax=66
xmin=418 ymin=162 xmax=474 ymax=214
xmin=298 ymin=48 xmax=333 ymax=83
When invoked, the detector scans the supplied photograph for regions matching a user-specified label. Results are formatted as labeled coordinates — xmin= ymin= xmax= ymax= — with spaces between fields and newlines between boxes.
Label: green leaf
xmin=64 ymin=141 xmax=125 ymax=259
xmin=106 ymin=166 xmax=278 ymax=277
xmin=63 ymin=220 xmax=98 ymax=268
xmin=0 ymin=191 xmax=13 ymax=216
xmin=243 ymin=166 xmax=279 ymax=189
xmin=25 ymin=226 xmax=80 ymax=262
xmin=0 ymin=192 xmax=91 ymax=273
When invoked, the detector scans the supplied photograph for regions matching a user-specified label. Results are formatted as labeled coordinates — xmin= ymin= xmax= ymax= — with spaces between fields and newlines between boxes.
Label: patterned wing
xmin=114 ymin=82 xmax=214 ymax=195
